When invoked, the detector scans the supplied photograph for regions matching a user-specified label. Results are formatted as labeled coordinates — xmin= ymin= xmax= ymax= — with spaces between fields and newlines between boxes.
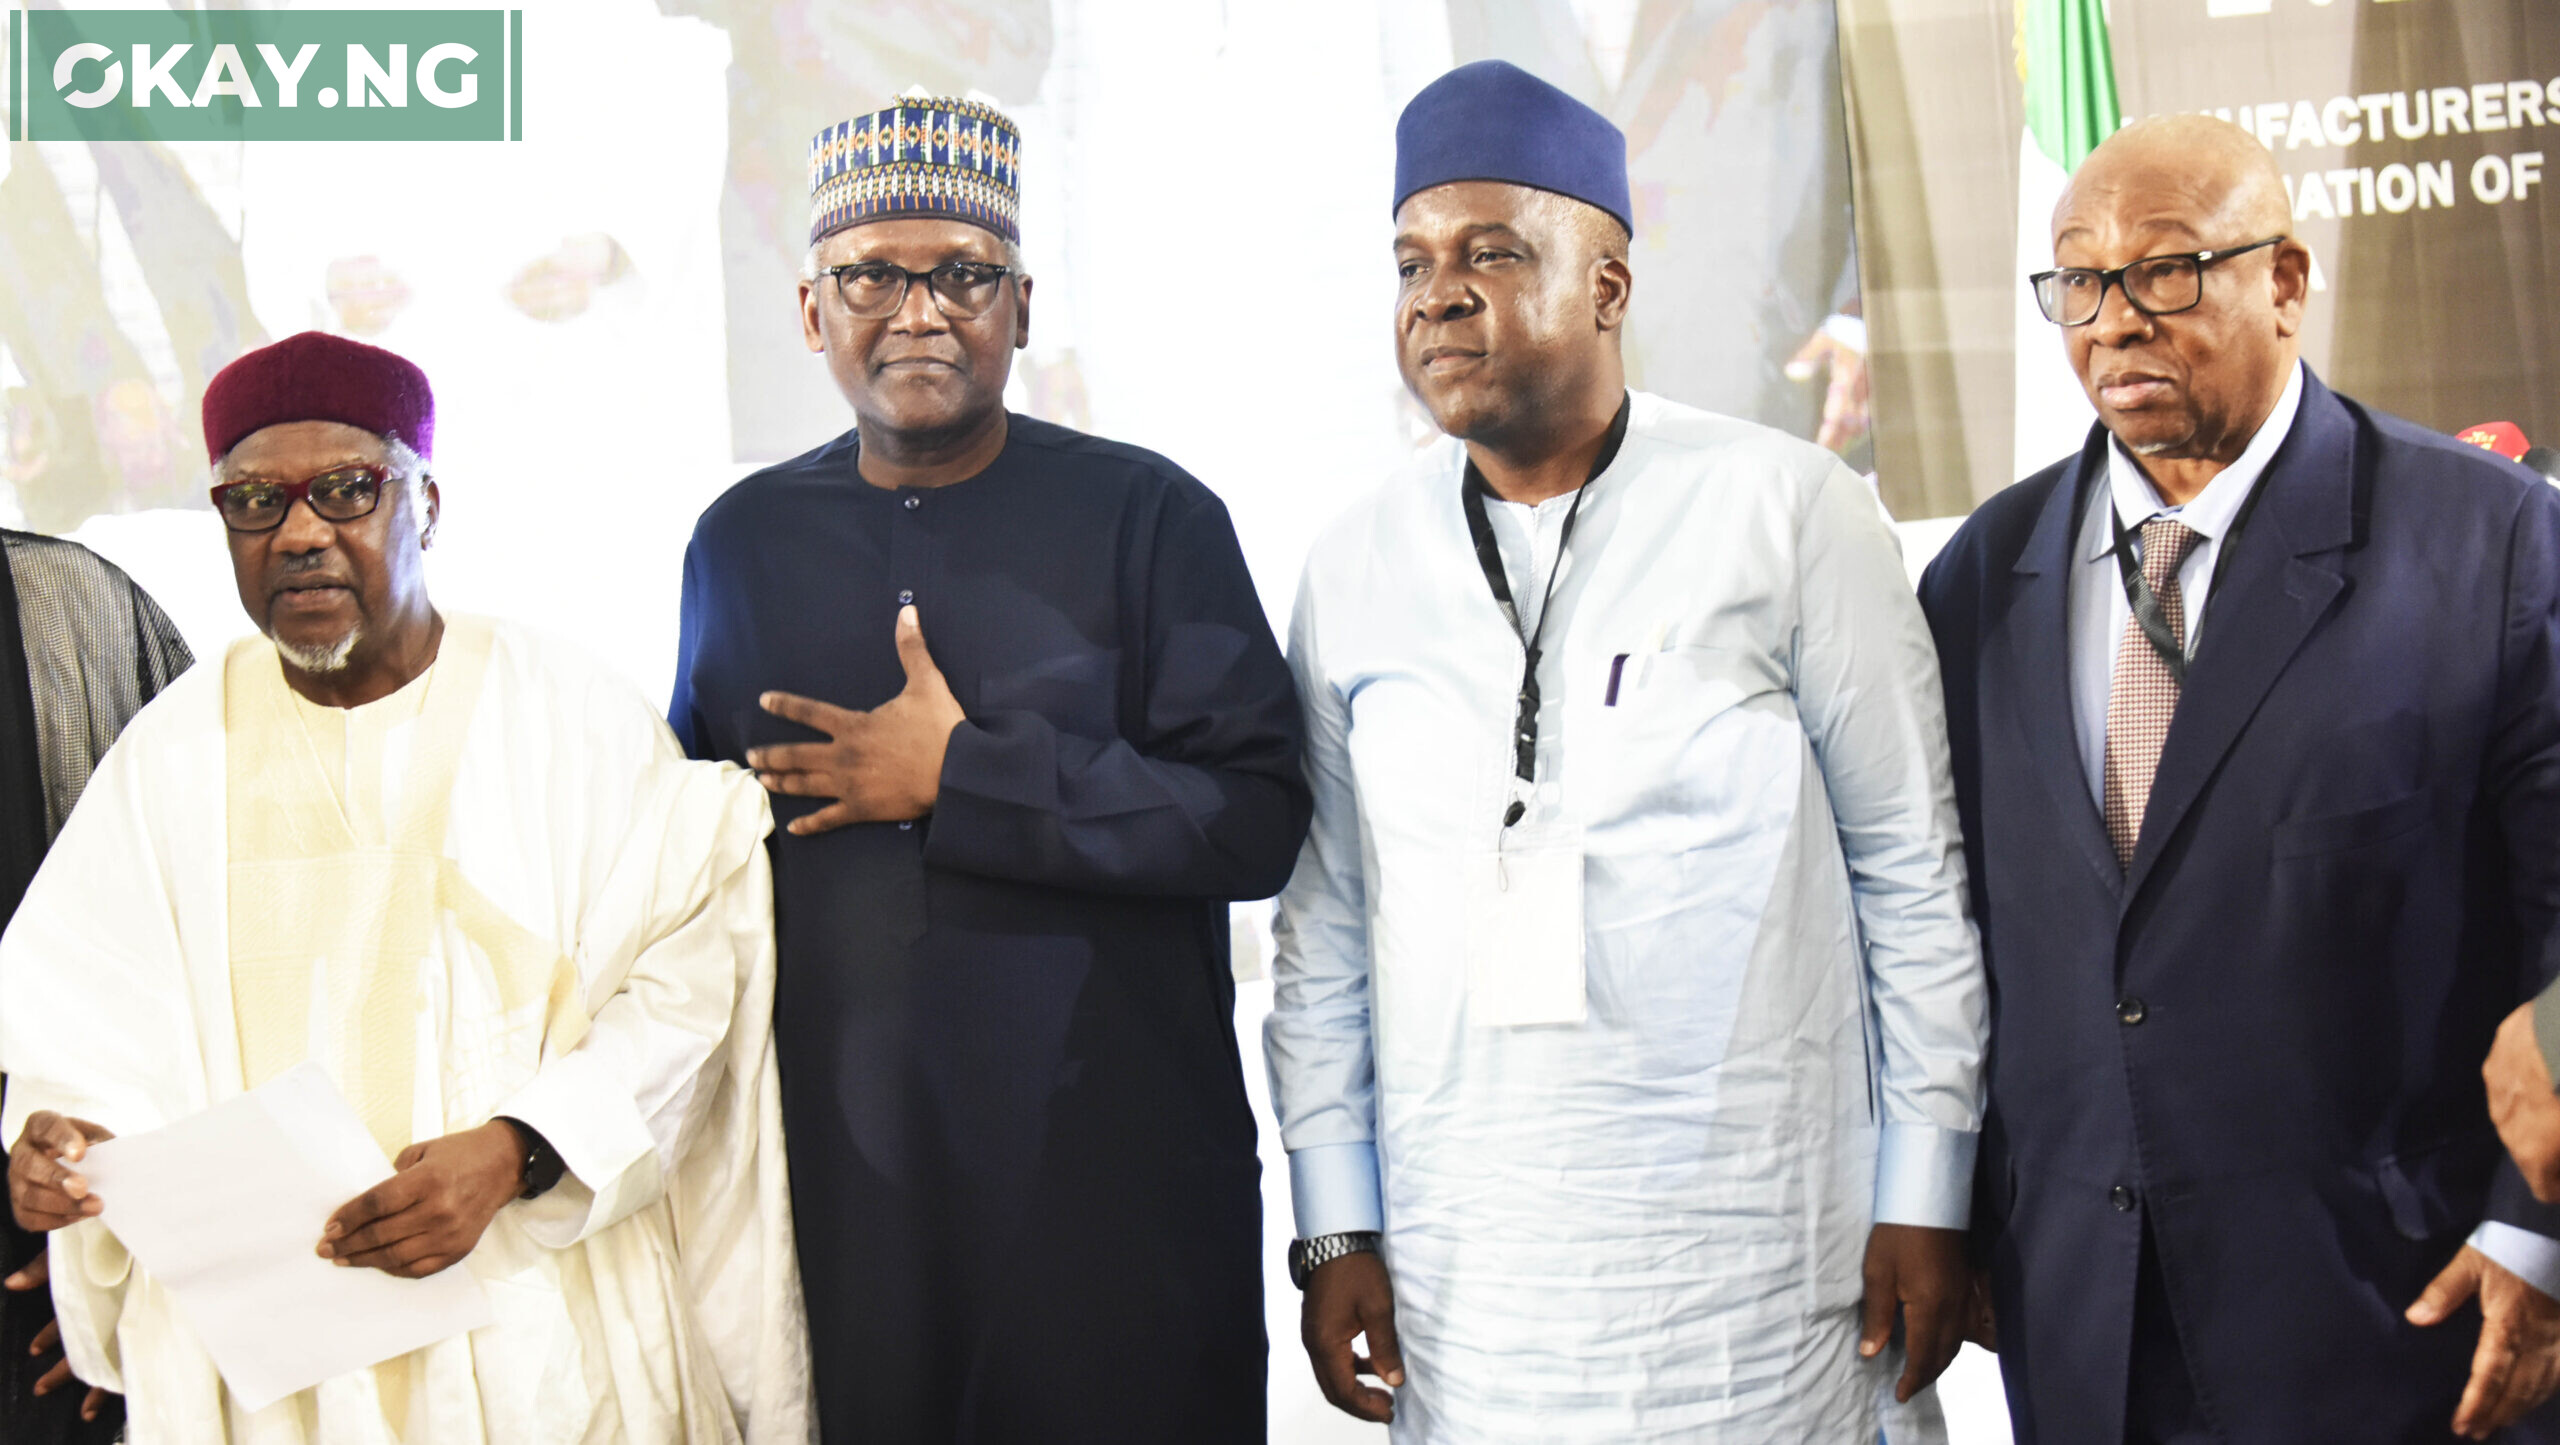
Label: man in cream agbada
xmin=0 ymin=332 xmax=809 ymax=1443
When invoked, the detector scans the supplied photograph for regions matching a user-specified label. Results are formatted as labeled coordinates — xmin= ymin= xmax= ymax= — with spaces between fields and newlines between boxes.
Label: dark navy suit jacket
xmin=1918 ymin=372 xmax=2560 ymax=1443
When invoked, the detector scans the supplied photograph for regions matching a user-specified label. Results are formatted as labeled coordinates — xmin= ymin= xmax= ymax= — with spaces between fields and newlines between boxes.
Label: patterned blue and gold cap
xmin=808 ymin=96 xmax=1022 ymax=247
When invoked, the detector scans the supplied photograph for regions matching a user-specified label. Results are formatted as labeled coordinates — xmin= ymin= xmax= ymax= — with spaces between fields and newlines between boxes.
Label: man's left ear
xmin=1013 ymin=273 xmax=1034 ymax=351
xmin=419 ymin=477 xmax=440 ymax=550
xmin=2271 ymin=241 xmax=2312 ymax=337
xmin=1593 ymin=256 xmax=1633 ymax=333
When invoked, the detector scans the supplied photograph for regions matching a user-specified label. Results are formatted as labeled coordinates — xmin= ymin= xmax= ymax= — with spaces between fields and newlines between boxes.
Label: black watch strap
xmin=495 ymin=1115 xmax=567 ymax=1200
xmin=1287 ymin=1230 xmax=1382 ymax=1290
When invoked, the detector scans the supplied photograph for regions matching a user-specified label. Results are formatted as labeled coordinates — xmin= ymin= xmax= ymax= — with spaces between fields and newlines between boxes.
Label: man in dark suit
xmin=1919 ymin=113 xmax=2560 ymax=1443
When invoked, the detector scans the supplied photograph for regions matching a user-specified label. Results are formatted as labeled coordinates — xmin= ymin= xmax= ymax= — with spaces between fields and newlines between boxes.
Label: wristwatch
xmin=494 ymin=1115 xmax=567 ymax=1200
xmin=1287 ymin=1230 xmax=1382 ymax=1290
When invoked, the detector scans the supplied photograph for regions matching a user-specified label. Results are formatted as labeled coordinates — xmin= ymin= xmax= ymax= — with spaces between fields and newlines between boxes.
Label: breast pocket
xmin=1613 ymin=643 xmax=1782 ymax=718
xmin=1586 ymin=644 xmax=1795 ymax=832
xmin=2270 ymin=788 xmax=2434 ymax=860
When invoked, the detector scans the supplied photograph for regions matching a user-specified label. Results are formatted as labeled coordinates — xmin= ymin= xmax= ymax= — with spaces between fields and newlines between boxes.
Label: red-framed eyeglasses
xmin=209 ymin=465 xmax=391 ymax=533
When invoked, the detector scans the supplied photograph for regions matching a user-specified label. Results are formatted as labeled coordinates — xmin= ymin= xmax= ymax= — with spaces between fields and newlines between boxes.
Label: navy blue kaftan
xmin=670 ymin=415 xmax=1307 ymax=1444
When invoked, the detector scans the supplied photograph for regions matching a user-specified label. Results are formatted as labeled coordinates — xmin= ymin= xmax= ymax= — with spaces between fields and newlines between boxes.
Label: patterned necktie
xmin=2103 ymin=517 xmax=2203 ymax=867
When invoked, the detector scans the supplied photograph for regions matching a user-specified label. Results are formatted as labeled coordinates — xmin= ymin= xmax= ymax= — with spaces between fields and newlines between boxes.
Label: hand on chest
xmin=730 ymin=583 xmax=1133 ymax=756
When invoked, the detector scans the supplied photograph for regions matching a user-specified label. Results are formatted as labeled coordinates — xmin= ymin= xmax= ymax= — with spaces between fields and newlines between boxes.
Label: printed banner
xmin=2113 ymin=0 xmax=2558 ymax=467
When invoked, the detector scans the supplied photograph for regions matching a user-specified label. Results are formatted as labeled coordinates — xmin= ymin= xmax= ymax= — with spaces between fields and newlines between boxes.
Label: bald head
xmin=2043 ymin=113 xmax=2310 ymax=493
xmin=2055 ymin=114 xmax=2293 ymax=255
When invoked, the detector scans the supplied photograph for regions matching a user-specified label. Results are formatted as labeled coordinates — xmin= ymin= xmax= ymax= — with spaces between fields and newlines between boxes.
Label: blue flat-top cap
xmin=1394 ymin=60 xmax=1631 ymax=235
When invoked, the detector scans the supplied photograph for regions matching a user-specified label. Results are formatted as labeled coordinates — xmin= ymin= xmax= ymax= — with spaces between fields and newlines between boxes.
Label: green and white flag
xmin=2013 ymin=0 xmax=2123 ymax=479
xmin=2023 ymin=0 xmax=2121 ymax=175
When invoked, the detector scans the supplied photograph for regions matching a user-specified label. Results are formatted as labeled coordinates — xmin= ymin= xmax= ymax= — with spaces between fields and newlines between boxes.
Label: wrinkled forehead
xmin=2053 ymin=149 xmax=2266 ymax=257
xmin=220 ymin=420 xmax=392 ymax=477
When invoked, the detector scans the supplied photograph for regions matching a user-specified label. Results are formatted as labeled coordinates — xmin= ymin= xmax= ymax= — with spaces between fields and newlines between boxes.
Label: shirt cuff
xmin=2474 ymin=1221 xmax=2560 ymax=1300
xmin=1289 ymin=1141 xmax=1384 ymax=1238
xmin=492 ymin=1063 xmax=659 ymax=1247
xmin=1874 ymin=1122 xmax=1979 ymax=1230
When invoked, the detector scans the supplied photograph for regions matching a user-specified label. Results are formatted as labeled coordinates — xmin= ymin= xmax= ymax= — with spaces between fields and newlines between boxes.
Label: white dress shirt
xmin=2068 ymin=361 xmax=2303 ymax=806
xmin=2066 ymin=361 xmax=2560 ymax=1297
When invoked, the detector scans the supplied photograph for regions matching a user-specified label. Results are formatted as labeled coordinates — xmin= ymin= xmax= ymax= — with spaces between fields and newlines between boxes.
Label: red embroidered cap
xmin=201 ymin=331 xmax=435 ymax=463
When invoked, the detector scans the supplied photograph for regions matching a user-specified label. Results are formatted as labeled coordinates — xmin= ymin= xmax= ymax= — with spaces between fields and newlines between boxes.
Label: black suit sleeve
xmin=1919 ymin=535 xmax=2008 ymax=1251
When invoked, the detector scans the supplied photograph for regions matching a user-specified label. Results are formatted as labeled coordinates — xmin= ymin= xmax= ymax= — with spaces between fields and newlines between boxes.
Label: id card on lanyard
xmin=1465 ymin=824 xmax=1587 ymax=1026
xmin=1454 ymin=396 xmax=1628 ymax=1029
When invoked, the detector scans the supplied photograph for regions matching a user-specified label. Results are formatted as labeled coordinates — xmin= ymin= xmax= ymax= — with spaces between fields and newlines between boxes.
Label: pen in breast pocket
xmin=1632 ymin=622 xmax=1672 ymax=690
xmin=1605 ymin=654 xmax=1629 ymax=706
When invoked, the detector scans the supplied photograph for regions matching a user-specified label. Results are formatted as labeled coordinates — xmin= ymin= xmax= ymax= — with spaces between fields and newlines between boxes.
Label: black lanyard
xmin=1461 ymin=396 xmax=1631 ymax=812
xmin=2103 ymin=457 xmax=2274 ymax=686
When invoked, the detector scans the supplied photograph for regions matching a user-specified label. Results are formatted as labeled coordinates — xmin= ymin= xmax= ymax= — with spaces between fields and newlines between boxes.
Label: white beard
xmin=271 ymin=627 xmax=360 ymax=674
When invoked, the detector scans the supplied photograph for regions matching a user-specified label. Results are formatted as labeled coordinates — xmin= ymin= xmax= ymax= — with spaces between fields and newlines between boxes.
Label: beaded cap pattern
xmin=808 ymin=97 xmax=1022 ymax=246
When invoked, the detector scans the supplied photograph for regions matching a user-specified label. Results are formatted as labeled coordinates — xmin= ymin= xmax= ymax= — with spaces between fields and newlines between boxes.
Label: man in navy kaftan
xmin=671 ymin=93 xmax=1305 ymax=1445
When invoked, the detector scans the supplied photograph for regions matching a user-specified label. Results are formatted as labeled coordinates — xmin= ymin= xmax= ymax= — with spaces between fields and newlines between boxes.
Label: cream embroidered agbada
xmin=0 ymin=616 xmax=809 ymax=1444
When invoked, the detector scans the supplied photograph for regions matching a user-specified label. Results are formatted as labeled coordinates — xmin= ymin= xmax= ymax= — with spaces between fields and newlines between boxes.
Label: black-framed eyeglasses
xmin=817 ymin=260 xmax=1015 ymax=321
xmin=210 ymin=464 xmax=389 ymax=533
xmin=2030 ymin=236 xmax=2287 ymax=326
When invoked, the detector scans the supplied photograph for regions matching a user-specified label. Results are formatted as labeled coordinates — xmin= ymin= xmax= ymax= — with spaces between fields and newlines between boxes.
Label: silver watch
xmin=1288 ymin=1230 xmax=1382 ymax=1289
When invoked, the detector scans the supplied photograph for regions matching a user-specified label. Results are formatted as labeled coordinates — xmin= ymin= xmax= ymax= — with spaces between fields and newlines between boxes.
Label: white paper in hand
xmin=76 ymin=1062 xmax=493 ymax=1411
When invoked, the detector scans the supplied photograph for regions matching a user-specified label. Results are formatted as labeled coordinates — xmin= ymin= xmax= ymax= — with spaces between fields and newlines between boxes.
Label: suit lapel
xmin=2121 ymin=374 xmax=2358 ymax=902
xmin=2002 ymin=429 xmax=2125 ymax=897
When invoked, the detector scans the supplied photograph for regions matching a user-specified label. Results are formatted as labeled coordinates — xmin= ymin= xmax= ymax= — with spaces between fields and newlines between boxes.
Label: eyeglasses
xmin=210 ymin=464 xmax=389 ymax=533
xmin=2030 ymin=236 xmax=2287 ymax=327
xmin=817 ymin=260 xmax=1014 ymax=320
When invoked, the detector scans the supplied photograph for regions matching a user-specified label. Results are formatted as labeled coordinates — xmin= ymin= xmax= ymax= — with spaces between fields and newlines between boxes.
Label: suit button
xmin=2110 ymin=1185 xmax=2136 ymax=1212
xmin=2117 ymin=997 xmax=2147 ymax=1026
